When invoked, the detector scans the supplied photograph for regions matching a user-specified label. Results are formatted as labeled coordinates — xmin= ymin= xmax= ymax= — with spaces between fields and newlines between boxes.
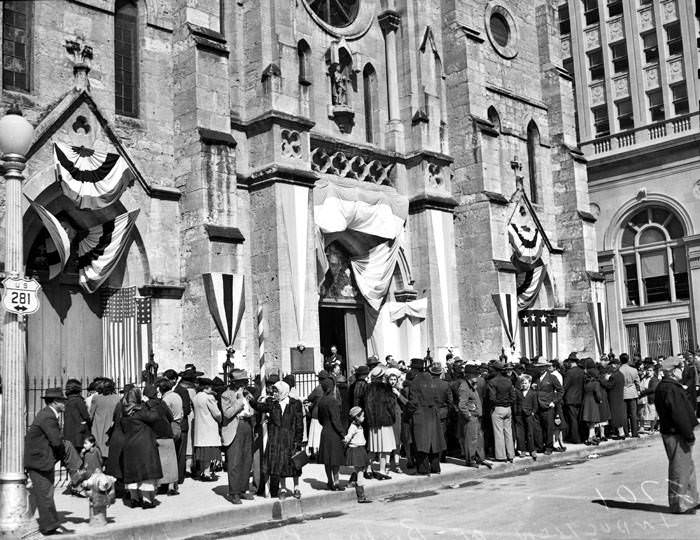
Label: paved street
xmin=189 ymin=437 xmax=700 ymax=540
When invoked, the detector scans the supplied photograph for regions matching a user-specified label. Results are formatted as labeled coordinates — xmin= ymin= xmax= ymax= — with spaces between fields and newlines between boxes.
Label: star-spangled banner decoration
xmin=520 ymin=309 xmax=558 ymax=333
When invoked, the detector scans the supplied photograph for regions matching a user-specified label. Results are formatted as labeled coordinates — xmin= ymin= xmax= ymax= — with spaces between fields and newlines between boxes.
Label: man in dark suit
xmin=563 ymin=355 xmax=585 ymax=444
xmin=24 ymin=388 xmax=74 ymax=535
xmin=534 ymin=359 xmax=563 ymax=455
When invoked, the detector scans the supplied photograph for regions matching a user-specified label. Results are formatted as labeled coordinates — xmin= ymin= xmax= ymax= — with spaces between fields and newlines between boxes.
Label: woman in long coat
xmin=254 ymin=381 xmax=304 ymax=499
xmin=317 ymin=377 xmax=346 ymax=491
xmin=192 ymin=379 xmax=223 ymax=481
xmin=112 ymin=387 xmax=163 ymax=508
xmin=406 ymin=368 xmax=446 ymax=474
xmin=90 ymin=379 xmax=121 ymax=457
xmin=581 ymin=361 xmax=602 ymax=445
xmin=305 ymin=370 xmax=330 ymax=455
xmin=601 ymin=359 xmax=626 ymax=438
xmin=364 ymin=366 xmax=396 ymax=479
xmin=144 ymin=382 xmax=179 ymax=494
xmin=63 ymin=379 xmax=90 ymax=450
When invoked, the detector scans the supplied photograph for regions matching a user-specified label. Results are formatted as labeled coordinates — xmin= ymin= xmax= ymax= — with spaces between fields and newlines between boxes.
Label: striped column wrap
xmin=257 ymin=303 xmax=265 ymax=386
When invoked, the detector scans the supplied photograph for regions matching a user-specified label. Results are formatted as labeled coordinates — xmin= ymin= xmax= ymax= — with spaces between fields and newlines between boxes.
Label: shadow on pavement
xmin=592 ymin=499 xmax=671 ymax=513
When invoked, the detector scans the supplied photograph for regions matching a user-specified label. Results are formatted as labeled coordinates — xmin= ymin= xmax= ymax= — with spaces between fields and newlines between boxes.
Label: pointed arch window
xmin=2 ymin=0 xmax=31 ymax=92
xmin=363 ymin=64 xmax=378 ymax=143
xmin=298 ymin=40 xmax=312 ymax=86
xmin=620 ymin=206 xmax=688 ymax=307
xmin=115 ymin=0 xmax=138 ymax=117
xmin=527 ymin=121 xmax=540 ymax=204
xmin=487 ymin=106 xmax=501 ymax=132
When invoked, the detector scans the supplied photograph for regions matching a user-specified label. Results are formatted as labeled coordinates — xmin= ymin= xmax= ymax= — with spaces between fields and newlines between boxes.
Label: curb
xmin=55 ymin=434 xmax=658 ymax=540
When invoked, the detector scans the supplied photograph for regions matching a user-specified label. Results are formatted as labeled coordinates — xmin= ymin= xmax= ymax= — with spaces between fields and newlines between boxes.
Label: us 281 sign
xmin=2 ymin=276 xmax=41 ymax=315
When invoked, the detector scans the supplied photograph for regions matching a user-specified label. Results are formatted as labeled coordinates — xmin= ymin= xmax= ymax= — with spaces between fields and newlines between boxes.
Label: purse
xmin=291 ymin=449 xmax=309 ymax=469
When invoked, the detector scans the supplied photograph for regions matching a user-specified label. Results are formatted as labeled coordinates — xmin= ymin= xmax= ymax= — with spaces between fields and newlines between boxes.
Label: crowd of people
xmin=23 ymin=349 xmax=700 ymax=535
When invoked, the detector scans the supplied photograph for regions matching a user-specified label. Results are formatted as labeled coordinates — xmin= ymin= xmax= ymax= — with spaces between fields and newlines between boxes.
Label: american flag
xmin=520 ymin=309 xmax=559 ymax=360
xmin=102 ymin=287 xmax=152 ymax=382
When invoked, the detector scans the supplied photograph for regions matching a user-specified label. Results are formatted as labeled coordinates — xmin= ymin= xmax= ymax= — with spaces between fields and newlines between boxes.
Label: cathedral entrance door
xmin=318 ymin=302 xmax=367 ymax=376
xmin=318 ymin=241 xmax=368 ymax=376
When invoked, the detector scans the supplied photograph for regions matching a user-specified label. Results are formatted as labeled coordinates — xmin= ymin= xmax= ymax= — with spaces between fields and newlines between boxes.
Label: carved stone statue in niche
xmin=320 ymin=241 xmax=359 ymax=300
xmin=331 ymin=65 xmax=349 ymax=106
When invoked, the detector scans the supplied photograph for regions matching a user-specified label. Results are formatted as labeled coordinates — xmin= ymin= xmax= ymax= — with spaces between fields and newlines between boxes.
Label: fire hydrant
xmin=83 ymin=469 xmax=116 ymax=527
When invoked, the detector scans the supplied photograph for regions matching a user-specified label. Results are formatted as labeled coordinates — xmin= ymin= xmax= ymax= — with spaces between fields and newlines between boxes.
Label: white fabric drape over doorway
xmin=314 ymin=178 xmax=408 ymax=311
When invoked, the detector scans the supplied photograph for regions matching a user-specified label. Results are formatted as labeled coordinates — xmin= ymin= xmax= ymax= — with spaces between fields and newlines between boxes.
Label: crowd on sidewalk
xmin=23 ymin=349 xmax=700 ymax=535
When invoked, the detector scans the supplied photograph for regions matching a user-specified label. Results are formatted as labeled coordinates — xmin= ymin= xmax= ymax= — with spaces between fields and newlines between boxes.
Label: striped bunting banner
xmin=77 ymin=210 xmax=140 ymax=293
xmin=516 ymin=262 xmax=547 ymax=311
xmin=202 ymin=273 xmax=245 ymax=349
xmin=53 ymin=142 xmax=135 ymax=209
xmin=491 ymin=293 xmax=518 ymax=348
xmin=587 ymin=301 xmax=607 ymax=356
xmin=25 ymin=196 xmax=70 ymax=280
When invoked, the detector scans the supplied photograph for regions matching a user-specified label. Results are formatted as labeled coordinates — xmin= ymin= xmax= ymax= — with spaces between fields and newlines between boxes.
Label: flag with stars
xmin=519 ymin=310 xmax=559 ymax=360
xmin=101 ymin=287 xmax=152 ymax=382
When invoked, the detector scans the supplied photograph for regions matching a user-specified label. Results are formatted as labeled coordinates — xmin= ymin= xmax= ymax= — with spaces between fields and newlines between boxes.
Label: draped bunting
xmin=350 ymin=239 xmax=401 ymax=311
xmin=491 ymin=293 xmax=518 ymax=348
xmin=25 ymin=196 xmax=70 ymax=280
xmin=430 ymin=211 xmax=452 ymax=345
xmin=313 ymin=178 xmax=409 ymax=311
xmin=280 ymin=184 xmax=309 ymax=343
xmin=313 ymin=178 xmax=407 ymax=240
xmin=508 ymin=200 xmax=544 ymax=266
xmin=516 ymin=262 xmax=547 ymax=311
xmin=202 ymin=273 xmax=246 ymax=349
xmin=520 ymin=310 xmax=558 ymax=360
xmin=587 ymin=301 xmax=607 ymax=356
xmin=77 ymin=210 xmax=140 ymax=293
xmin=388 ymin=298 xmax=428 ymax=323
xmin=54 ymin=142 xmax=135 ymax=210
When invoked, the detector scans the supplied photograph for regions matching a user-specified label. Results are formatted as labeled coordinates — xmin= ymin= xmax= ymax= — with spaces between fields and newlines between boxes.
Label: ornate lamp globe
xmin=0 ymin=107 xmax=34 ymax=157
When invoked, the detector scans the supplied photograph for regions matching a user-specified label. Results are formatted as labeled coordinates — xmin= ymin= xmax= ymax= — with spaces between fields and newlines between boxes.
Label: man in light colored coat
xmin=221 ymin=369 xmax=255 ymax=504
xmin=192 ymin=378 xmax=222 ymax=481
xmin=619 ymin=353 xmax=641 ymax=437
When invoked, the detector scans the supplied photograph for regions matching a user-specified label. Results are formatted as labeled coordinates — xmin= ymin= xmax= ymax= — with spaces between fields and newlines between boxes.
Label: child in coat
xmin=344 ymin=407 xmax=371 ymax=503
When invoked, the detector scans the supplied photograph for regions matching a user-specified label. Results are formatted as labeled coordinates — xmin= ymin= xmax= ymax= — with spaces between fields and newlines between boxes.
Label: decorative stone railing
xmin=582 ymin=111 xmax=699 ymax=158
xmin=310 ymin=147 xmax=395 ymax=186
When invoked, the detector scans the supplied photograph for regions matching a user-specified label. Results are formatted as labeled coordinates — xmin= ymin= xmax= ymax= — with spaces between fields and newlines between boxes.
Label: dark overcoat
xmin=106 ymin=404 xmax=162 ymax=483
xmin=317 ymin=395 xmax=345 ymax=467
xmin=406 ymin=372 xmax=447 ymax=454
xmin=601 ymin=370 xmax=626 ymax=429
xmin=655 ymin=377 xmax=698 ymax=440
xmin=563 ymin=365 xmax=585 ymax=405
xmin=580 ymin=376 xmax=602 ymax=423
xmin=256 ymin=398 xmax=304 ymax=477
xmin=63 ymin=394 xmax=91 ymax=450
xmin=25 ymin=407 xmax=65 ymax=472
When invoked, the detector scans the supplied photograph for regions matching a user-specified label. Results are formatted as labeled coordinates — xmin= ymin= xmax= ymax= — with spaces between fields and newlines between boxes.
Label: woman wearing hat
xmin=253 ymin=380 xmax=305 ymax=499
xmin=192 ymin=378 xmax=223 ymax=481
xmin=110 ymin=386 xmax=163 ymax=508
xmin=365 ymin=365 xmax=397 ymax=479
xmin=317 ymin=376 xmax=346 ymax=490
xmin=63 ymin=378 xmax=91 ymax=451
xmin=90 ymin=379 xmax=121 ymax=460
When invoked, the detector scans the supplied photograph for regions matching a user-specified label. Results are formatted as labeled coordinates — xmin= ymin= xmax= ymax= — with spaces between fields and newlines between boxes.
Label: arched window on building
xmin=620 ymin=206 xmax=688 ymax=307
xmin=115 ymin=0 xmax=138 ymax=117
xmin=526 ymin=121 xmax=540 ymax=204
xmin=2 ymin=0 xmax=32 ymax=92
xmin=363 ymin=64 xmax=378 ymax=143
xmin=487 ymin=106 xmax=501 ymax=132
xmin=298 ymin=40 xmax=311 ymax=86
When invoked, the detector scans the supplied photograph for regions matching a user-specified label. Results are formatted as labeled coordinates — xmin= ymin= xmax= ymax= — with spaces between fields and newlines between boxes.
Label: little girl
xmin=344 ymin=407 xmax=371 ymax=504
xmin=72 ymin=435 xmax=103 ymax=496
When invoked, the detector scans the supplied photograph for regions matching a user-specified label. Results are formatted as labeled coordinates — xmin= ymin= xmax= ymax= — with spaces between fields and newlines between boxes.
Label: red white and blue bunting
xmin=202 ymin=273 xmax=246 ymax=349
xmin=77 ymin=210 xmax=140 ymax=293
xmin=54 ymin=142 xmax=135 ymax=210
xmin=516 ymin=262 xmax=547 ymax=311
xmin=25 ymin=196 xmax=71 ymax=280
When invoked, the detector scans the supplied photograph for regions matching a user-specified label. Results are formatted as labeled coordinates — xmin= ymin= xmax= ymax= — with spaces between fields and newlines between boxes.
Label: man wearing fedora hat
xmin=532 ymin=357 xmax=563 ymax=455
xmin=221 ymin=369 xmax=255 ymax=504
xmin=24 ymin=388 xmax=74 ymax=535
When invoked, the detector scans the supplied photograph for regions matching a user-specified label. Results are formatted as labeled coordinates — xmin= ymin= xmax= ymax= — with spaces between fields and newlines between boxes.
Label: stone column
xmin=0 ymin=155 xmax=30 ymax=533
xmin=685 ymin=241 xmax=700 ymax=350
xmin=379 ymin=10 xmax=404 ymax=152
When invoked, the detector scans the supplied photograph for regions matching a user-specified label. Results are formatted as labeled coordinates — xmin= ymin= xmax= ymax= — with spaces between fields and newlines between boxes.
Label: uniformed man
xmin=655 ymin=356 xmax=699 ymax=514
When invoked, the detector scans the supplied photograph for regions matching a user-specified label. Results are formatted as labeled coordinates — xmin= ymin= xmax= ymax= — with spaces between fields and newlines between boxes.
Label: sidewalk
xmin=22 ymin=434 xmax=659 ymax=540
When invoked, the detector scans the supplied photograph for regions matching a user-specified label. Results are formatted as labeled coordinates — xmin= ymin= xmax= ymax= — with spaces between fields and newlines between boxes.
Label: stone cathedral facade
xmin=0 ymin=0 xmax=600 ymax=383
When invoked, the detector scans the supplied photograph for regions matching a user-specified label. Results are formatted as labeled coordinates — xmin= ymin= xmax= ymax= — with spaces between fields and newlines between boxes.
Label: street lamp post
xmin=0 ymin=108 xmax=35 ymax=535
